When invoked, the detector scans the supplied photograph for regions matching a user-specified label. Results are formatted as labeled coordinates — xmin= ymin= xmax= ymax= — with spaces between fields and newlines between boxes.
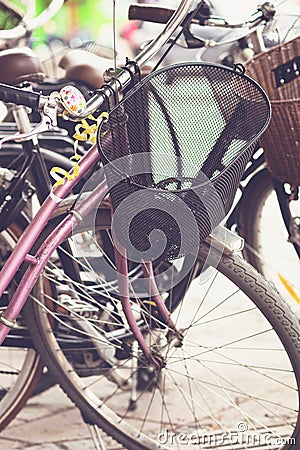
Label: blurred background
xmin=32 ymin=0 xmax=133 ymax=52
xmin=2 ymin=0 xmax=300 ymax=75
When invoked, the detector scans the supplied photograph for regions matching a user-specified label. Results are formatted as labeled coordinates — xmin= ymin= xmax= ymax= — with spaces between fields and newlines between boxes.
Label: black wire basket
xmin=98 ymin=62 xmax=270 ymax=262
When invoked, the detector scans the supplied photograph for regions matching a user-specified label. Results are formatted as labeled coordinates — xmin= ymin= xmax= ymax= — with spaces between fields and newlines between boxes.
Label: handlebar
xmin=0 ymin=0 xmax=282 ymax=121
xmin=0 ymin=0 xmax=275 ymax=121
xmin=0 ymin=82 xmax=42 ymax=109
xmin=129 ymin=5 xmax=175 ymax=25
xmin=128 ymin=2 xmax=277 ymax=59
xmin=0 ymin=0 xmax=64 ymax=40
xmin=128 ymin=2 xmax=211 ymax=26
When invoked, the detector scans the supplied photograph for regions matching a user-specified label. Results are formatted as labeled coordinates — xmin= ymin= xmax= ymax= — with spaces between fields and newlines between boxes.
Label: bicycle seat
xmin=59 ymin=49 xmax=108 ymax=89
xmin=0 ymin=47 xmax=45 ymax=85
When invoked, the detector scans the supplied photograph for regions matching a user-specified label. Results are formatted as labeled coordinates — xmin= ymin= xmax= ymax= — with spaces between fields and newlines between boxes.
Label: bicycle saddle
xmin=59 ymin=49 xmax=108 ymax=89
xmin=0 ymin=47 xmax=44 ymax=85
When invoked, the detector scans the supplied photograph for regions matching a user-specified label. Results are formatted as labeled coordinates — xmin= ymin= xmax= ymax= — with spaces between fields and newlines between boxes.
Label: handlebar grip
xmin=128 ymin=5 xmax=175 ymax=24
xmin=0 ymin=83 xmax=40 ymax=109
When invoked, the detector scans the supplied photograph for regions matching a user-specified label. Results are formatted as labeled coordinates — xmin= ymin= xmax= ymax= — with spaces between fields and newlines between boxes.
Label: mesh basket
xmin=0 ymin=0 xmax=24 ymax=30
xmin=98 ymin=62 xmax=270 ymax=262
xmin=245 ymin=35 xmax=300 ymax=185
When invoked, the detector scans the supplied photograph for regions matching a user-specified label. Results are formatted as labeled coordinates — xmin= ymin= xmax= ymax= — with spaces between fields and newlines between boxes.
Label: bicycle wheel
xmin=0 ymin=221 xmax=44 ymax=431
xmin=23 ymin=201 xmax=300 ymax=449
xmin=237 ymin=168 xmax=300 ymax=312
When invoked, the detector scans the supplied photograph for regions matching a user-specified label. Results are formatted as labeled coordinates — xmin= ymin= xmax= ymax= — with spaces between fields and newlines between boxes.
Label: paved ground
xmin=0 ymin=384 xmax=124 ymax=450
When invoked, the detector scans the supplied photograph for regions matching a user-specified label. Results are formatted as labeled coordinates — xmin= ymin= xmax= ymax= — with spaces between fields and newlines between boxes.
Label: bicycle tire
xmin=237 ymin=168 xmax=300 ymax=311
xmin=0 ymin=221 xmax=44 ymax=431
xmin=23 ymin=203 xmax=300 ymax=449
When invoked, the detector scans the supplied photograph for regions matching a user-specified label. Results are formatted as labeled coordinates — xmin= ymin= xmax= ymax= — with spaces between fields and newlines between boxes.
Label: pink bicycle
xmin=0 ymin=1 xmax=299 ymax=449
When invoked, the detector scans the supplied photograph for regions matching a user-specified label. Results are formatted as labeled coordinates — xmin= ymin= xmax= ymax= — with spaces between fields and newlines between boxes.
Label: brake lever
xmin=183 ymin=27 xmax=207 ymax=48
xmin=0 ymin=96 xmax=58 ymax=146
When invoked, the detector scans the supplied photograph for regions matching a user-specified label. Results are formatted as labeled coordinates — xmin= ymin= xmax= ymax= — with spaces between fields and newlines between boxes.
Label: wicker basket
xmin=245 ymin=35 xmax=300 ymax=185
